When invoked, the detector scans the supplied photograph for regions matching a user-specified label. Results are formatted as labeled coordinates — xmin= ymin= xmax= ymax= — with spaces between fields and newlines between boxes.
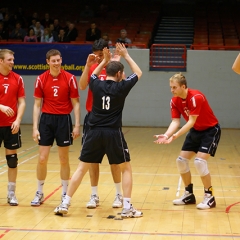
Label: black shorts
xmin=82 ymin=112 xmax=90 ymax=144
xmin=39 ymin=113 xmax=73 ymax=147
xmin=80 ymin=128 xmax=130 ymax=164
xmin=0 ymin=126 xmax=22 ymax=150
xmin=182 ymin=124 xmax=221 ymax=157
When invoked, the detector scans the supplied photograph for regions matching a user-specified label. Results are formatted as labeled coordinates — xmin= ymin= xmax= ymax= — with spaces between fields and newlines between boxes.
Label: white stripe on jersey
xmin=69 ymin=76 xmax=77 ymax=89
xmin=190 ymin=94 xmax=205 ymax=108
xmin=125 ymin=73 xmax=137 ymax=81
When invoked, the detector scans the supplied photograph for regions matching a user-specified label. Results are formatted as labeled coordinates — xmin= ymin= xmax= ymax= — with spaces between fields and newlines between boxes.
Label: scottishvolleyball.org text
xmin=13 ymin=64 xmax=85 ymax=71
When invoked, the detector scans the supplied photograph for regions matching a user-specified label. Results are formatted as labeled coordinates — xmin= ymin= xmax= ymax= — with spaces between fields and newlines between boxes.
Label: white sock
xmin=115 ymin=182 xmax=122 ymax=195
xmin=61 ymin=179 xmax=69 ymax=195
xmin=8 ymin=182 xmax=16 ymax=193
xmin=91 ymin=186 xmax=98 ymax=196
xmin=62 ymin=195 xmax=71 ymax=205
xmin=123 ymin=198 xmax=131 ymax=209
xmin=37 ymin=180 xmax=45 ymax=193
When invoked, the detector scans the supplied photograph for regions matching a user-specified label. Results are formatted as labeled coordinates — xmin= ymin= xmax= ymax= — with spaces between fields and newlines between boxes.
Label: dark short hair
xmin=106 ymin=61 xmax=124 ymax=77
xmin=92 ymin=38 xmax=109 ymax=52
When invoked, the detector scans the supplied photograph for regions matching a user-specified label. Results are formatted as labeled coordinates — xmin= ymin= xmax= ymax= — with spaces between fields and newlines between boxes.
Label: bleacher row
xmin=193 ymin=1 xmax=240 ymax=49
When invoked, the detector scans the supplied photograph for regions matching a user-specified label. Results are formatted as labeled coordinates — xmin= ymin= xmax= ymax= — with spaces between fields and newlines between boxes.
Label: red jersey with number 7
xmin=170 ymin=89 xmax=218 ymax=131
xmin=0 ymin=71 xmax=25 ymax=126
xmin=34 ymin=69 xmax=79 ymax=114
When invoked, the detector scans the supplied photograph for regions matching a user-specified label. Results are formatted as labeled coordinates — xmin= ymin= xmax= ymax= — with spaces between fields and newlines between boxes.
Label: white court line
xmin=176 ymin=176 xmax=182 ymax=196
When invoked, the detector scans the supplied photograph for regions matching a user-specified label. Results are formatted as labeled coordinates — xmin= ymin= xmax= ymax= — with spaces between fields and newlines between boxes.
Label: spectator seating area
xmin=193 ymin=1 xmax=240 ymax=49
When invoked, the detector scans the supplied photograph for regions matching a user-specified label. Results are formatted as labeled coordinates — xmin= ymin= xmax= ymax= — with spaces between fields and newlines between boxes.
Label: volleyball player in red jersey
xmin=154 ymin=73 xmax=221 ymax=209
xmin=232 ymin=53 xmax=240 ymax=74
xmin=0 ymin=49 xmax=26 ymax=206
xmin=31 ymin=49 xmax=80 ymax=206
xmin=79 ymin=39 xmax=123 ymax=209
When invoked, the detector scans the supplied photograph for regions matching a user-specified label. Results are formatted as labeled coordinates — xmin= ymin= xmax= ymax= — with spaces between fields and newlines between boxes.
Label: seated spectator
xmin=0 ymin=21 xmax=8 ymax=40
xmin=9 ymin=22 xmax=26 ymax=41
xmin=24 ymin=28 xmax=37 ymax=42
xmin=53 ymin=18 xmax=61 ymax=34
xmin=66 ymin=23 xmax=78 ymax=41
xmin=33 ymin=21 xmax=44 ymax=42
xmin=101 ymin=33 xmax=112 ymax=46
xmin=41 ymin=13 xmax=53 ymax=28
xmin=27 ymin=12 xmax=39 ymax=27
xmin=116 ymin=29 xmax=132 ymax=46
xmin=41 ymin=28 xmax=53 ymax=43
xmin=49 ymin=23 xmax=59 ymax=42
xmin=86 ymin=22 xmax=101 ymax=42
xmin=58 ymin=29 xmax=69 ymax=42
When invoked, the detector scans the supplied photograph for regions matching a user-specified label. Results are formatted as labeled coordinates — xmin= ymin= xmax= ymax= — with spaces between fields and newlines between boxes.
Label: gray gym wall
xmin=22 ymin=49 xmax=240 ymax=129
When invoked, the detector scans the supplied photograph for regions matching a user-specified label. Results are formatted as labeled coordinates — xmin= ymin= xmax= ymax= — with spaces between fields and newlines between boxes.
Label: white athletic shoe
xmin=173 ymin=191 xmax=196 ymax=205
xmin=197 ymin=193 xmax=216 ymax=209
xmin=7 ymin=192 xmax=18 ymax=206
xmin=112 ymin=194 xmax=123 ymax=208
xmin=31 ymin=191 xmax=44 ymax=206
xmin=86 ymin=194 xmax=99 ymax=208
xmin=121 ymin=204 xmax=143 ymax=218
xmin=54 ymin=203 xmax=69 ymax=215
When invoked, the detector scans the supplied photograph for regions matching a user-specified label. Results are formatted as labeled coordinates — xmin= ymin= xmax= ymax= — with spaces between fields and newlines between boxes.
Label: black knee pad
xmin=6 ymin=154 xmax=18 ymax=168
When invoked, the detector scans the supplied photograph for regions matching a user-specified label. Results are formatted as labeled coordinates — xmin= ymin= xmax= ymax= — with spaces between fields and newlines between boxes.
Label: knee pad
xmin=194 ymin=157 xmax=209 ymax=176
xmin=176 ymin=156 xmax=190 ymax=174
xmin=6 ymin=154 xmax=18 ymax=168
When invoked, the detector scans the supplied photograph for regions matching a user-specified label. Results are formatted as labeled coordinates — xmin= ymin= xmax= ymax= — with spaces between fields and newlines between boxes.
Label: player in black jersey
xmin=54 ymin=43 xmax=143 ymax=218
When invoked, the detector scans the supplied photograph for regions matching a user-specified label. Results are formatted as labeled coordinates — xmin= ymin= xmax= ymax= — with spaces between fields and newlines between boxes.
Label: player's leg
xmin=3 ymin=126 xmax=21 ymax=206
xmin=106 ymin=129 xmax=142 ymax=218
xmin=119 ymin=162 xmax=142 ymax=218
xmin=194 ymin=124 xmax=221 ymax=209
xmin=31 ymin=113 xmax=53 ymax=206
xmin=54 ymin=161 xmax=90 ymax=215
xmin=82 ymin=113 xmax=100 ymax=208
xmin=110 ymin=164 xmax=123 ymax=208
xmin=172 ymin=151 xmax=196 ymax=205
xmin=87 ymin=163 xmax=100 ymax=208
xmin=31 ymin=145 xmax=51 ymax=206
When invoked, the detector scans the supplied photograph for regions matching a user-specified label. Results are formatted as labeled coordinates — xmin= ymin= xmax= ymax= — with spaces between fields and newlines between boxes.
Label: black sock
xmin=185 ymin=183 xmax=193 ymax=193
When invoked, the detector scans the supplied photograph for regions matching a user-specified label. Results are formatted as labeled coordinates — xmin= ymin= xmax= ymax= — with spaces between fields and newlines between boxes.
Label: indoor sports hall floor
xmin=0 ymin=125 xmax=240 ymax=240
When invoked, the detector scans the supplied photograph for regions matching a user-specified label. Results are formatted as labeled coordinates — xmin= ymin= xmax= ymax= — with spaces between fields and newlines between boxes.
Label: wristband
xmin=163 ymin=134 xmax=169 ymax=139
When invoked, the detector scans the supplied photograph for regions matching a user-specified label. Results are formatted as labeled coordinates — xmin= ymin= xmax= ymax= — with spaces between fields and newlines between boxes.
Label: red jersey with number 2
xmin=85 ymin=63 xmax=107 ymax=112
xmin=34 ymin=70 xmax=79 ymax=114
xmin=170 ymin=89 xmax=218 ymax=131
xmin=0 ymin=71 xmax=25 ymax=126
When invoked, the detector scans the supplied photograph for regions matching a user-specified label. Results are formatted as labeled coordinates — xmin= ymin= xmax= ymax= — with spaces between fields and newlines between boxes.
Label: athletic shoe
xmin=197 ymin=193 xmax=216 ymax=209
xmin=54 ymin=203 xmax=69 ymax=215
xmin=112 ymin=194 xmax=123 ymax=208
xmin=121 ymin=204 xmax=143 ymax=218
xmin=7 ymin=192 xmax=18 ymax=206
xmin=173 ymin=191 xmax=196 ymax=205
xmin=86 ymin=194 xmax=99 ymax=208
xmin=31 ymin=191 xmax=44 ymax=206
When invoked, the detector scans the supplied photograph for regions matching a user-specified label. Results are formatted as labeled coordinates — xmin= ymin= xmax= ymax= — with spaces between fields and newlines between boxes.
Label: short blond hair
xmin=169 ymin=72 xmax=187 ymax=88
xmin=46 ymin=49 xmax=61 ymax=60
xmin=0 ymin=49 xmax=14 ymax=60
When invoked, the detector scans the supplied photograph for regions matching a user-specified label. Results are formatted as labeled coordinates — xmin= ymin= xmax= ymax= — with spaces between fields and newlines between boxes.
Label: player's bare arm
xmin=79 ymin=54 xmax=99 ymax=90
xmin=71 ymin=98 xmax=80 ymax=140
xmin=166 ymin=115 xmax=197 ymax=144
xmin=32 ymin=98 xmax=42 ymax=143
xmin=116 ymin=43 xmax=142 ymax=79
xmin=0 ymin=104 xmax=15 ymax=117
xmin=92 ymin=48 xmax=111 ymax=76
xmin=11 ymin=97 xmax=26 ymax=134
xmin=232 ymin=53 xmax=240 ymax=74
xmin=154 ymin=118 xmax=180 ymax=144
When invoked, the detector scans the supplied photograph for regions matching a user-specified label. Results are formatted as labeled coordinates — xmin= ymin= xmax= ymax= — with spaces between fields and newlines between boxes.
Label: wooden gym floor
xmin=0 ymin=125 xmax=240 ymax=240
